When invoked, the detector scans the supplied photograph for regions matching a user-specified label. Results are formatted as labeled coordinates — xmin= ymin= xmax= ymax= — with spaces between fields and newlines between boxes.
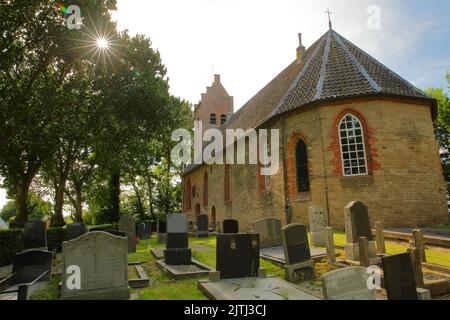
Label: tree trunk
xmin=10 ymin=182 xmax=30 ymax=228
xmin=132 ymin=181 xmax=145 ymax=221
xmin=74 ymin=185 xmax=83 ymax=222
xmin=147 ymin=175 xmax=154 ymax=220
xmin=109 ymin=172 xmax=121 ymax=223
xmin=51 ymin=176 xmax=68 ymax=227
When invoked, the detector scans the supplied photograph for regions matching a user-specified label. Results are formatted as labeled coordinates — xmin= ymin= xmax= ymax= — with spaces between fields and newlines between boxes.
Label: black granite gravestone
xmin=164 ymin=214 xmax=191 ymax=265
xmin=382 ymin=253 xmax=418 ymax=300
xmin=216 ymin=233 xmax=259 ymax=280
xmin=282 ymin=224 xmax=311 ymax=265
xmin=150 ymin=222 xmax=157 ymax=233
xmin=166 ymin=233 xmax=188 ymax=249
xmin=223 ymin=219 xmax=239 ymax=234
xmin=196 ymin=214 xmax=209 ymax=238
xmin=136 ymin=223 xmax=151 ymax=240
xmin=23 ymin=221 xmax=47 ymax=250
xmin=13 ymin=250 xmax=53 ymax=283
xmin=66 ymin=223 xmax=87 ymax=241
xmin=349 ymin=202 xmax=373 ymax=242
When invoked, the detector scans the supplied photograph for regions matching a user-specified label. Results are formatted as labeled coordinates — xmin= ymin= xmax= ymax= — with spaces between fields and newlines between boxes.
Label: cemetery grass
xmin=333 ymin=232 xmax=450 ymax=267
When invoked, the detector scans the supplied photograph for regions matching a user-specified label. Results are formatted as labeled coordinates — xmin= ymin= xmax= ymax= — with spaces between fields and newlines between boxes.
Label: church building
xmin=182 ymin=26 xmax=448 ymax=230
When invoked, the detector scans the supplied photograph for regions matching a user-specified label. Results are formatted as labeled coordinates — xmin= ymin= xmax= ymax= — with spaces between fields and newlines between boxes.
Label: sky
xmin=0 ymin=0 xmax=449 ymax=209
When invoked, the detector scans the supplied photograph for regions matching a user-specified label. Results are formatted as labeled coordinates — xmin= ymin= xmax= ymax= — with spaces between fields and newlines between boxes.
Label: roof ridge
xmin=315 ymin=30 xmax=333 ymax=99
xmin=271 ymin=31 xmax=329 ymax=118
xmin=332 ymin=30 xmax=382 ymax=92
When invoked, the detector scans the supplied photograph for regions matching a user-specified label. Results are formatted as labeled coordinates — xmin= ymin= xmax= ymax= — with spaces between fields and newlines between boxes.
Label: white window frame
xmin=338 ymin=114 xmax=369 ymax=177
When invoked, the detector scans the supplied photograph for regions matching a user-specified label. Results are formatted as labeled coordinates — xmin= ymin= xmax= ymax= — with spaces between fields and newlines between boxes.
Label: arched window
xmin=184 ymin=178 xmax=191 ymax=211
xmin=203 ymin=172 xmax=208 ymax=206
xmin=224 ymin=165 xmax=231 ymax=202
xmin=210 ymin=113 xmax=217 ymax=125
xmin=295 ymin=140 xmax=310 ymax=193
xmin=339 ymin=114 xmax=368 ymax=176
xmin=211 ymin=206 xmax=216 ymax=230
xmin=220 ymin=114 xmax=227 ymax=125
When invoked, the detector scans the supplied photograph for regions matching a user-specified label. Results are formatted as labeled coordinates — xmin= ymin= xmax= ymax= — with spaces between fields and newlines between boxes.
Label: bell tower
xmin=194 ymin=74 xmax=234 ymax=134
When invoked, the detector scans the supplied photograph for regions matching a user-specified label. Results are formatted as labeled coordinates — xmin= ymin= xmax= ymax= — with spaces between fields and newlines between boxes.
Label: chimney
xmin=296 ymin=33 xmax=306 ymax=60
xmin=214 ymin=74 xmax=221 ymax=83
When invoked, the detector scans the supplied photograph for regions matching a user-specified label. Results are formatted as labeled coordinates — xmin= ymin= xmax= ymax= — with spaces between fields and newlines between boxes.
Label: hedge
xmin=0 ymin=223 xmax=119 ymax=267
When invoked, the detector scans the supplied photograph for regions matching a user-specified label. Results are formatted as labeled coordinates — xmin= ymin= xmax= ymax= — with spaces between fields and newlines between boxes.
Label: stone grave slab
xmin=252 ymin=218 xmax=282 ymax=248
xmin=260 ymin=245 xmax=328 ymax=265
xmin=198 ymin=277 xmax=321 ymax=300
xmin=156 ymin=259 xmax=213 ymax=280
xmin=61 ymin=232 xmax=129 ymax=300
xmin=119 ymin=214 xmax=136 ymax=253
xmin=196 ymin=214 xmax=209 ymax=238
xmin=321 ymin=267 xmax=376 ymax=300
xmin=128 ymin=262 xmax=150 ymax=288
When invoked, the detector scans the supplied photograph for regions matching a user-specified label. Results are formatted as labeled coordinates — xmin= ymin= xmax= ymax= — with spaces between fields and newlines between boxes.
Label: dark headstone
xmin=13 ymin=250 xmax=53 ymax=283
xmin=197 ymin=214 xmax=208 ymax=231
xmin=282 ymin=224 xmax=311 ymax=265
xmin=119 ymin=214 xmax=136 ymax=253
xmin=164 ymin=248 xmax=192 ymax=265
xmin=66 ymin=223 xmax=87 ymax=241
xmin=150 ymin=222 xmax=157 ymax=232
xmin=157 ymin=216 xmax=167 ymax=234
xmin=23 ymin=221 xmax=47 ymax=250
xmin=345 ymin=201 xmax=373 ymax=243
xmin=223 ymin=219 xmax=239 ymax=234
xmin=166 ymin=233 xmax=188 ymax=249
xmin=382 ymin=253 xmax=418 ymax=300
xmin=216 ymin=233 xmax=259 ymax=280
xmin=136 ymin=223 xmax=151 ymax=240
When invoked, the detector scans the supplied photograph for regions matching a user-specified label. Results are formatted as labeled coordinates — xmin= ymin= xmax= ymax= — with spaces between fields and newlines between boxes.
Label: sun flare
xmin=96 ymin=37 xmax=109 ymax=49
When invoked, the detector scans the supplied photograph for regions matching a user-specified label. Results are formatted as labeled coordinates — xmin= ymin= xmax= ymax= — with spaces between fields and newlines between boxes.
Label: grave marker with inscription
xmin=252 ymin=218 xmax=282 ymax=248
xmin=308 ymin=206 xmax=327 ymax=247
xmin=23 ymin=221 xmax=47 ymax=251
xmin=222 ymin=219 xmax=239 ymax=234
xmin=382 ymin=253 xmax=418 ymax=300
xmin=119 ymin=214 xmax=136 ymax=253
xmin=321 ymin=267 xmax=376 ymax=300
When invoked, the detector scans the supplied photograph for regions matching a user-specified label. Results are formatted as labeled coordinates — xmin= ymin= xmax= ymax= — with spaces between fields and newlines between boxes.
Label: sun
xmin=96 ymin=37 xmax=109 ymax=49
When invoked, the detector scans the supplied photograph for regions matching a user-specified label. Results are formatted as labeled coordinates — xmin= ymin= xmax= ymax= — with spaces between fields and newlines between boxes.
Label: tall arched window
xmin=203 ymin=172 xmax=208 ymax=206
xmin=339 ymin=114 xmax=368 ymax=176
xmin=295 ymin=140 xmax=310 ymax=193
xmin=224 ymin=165 xmax=231 ymax=202
xmin=220 ymin=114 xmax=227 ymax=125
xmin=210 ymin=113 xmax=217 ymax=125
xmin=211 ymin=206 xmax=216 ymax=230
xmin=184 ymin=178 xmax=191 ymax=211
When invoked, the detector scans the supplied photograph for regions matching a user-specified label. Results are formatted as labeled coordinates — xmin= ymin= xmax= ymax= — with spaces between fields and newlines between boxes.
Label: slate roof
xmin=183 ymin=28 xmax=435 ymax=176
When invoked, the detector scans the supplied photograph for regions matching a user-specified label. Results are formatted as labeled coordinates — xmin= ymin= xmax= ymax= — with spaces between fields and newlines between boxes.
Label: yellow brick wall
xmin=184 ymin=99 xmax=449 ymax=230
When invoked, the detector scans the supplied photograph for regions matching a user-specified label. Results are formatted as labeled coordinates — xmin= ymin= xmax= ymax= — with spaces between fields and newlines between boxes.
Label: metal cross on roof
xmin=325 ymin=8 xmax=333 ymax=29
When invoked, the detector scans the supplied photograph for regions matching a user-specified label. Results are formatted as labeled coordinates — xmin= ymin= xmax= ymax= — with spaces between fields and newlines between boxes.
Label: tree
xmin=0 ymin=0 xmax=117 ymax=228
xmin=426 ymin=73 xmax=450 ymax=194
xmin=0 ymin=192 xmax=52 ymax=224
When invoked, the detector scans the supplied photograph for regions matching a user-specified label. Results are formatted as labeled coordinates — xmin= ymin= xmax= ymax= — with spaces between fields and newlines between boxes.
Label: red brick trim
xmin=328 ymin=109 xmax=380 ymax=176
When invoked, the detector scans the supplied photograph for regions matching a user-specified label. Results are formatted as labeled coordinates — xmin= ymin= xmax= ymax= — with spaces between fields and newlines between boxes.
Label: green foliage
xmin=0 ymin=192 xmax=52 ymax=223
xmin=0 ymin=229 xmax=23 ymax=267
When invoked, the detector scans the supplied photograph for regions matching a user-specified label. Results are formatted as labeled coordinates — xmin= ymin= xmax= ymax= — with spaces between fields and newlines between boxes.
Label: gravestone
xmin=382 ymin=253 xmax=418 ymax=300
xmin=164 ymin=214 xmax=191 ymax=265
xmin=119 ymin=214 xmax=136 ymax=253
xmin=252 ymin=218 xmax=282 ymax=248
xmin=216 ymin=233 xmax=259 ymax=280
xmin=136 ymin=223 xmax=151 ymax=240
xmin=13 ymin=250 xmax=53 ymax=283
xmin=223 ymin=219 xmax=239 ymax=234
xmin=281 ymin=224 xmax=314 ymax=283
xmin=344 ymin=202 xmax=376 ymax=260
xmin=157 ymin=216 xmax=167 ymax=244
xmin=196 ymin=214 xmax=209 ymax=238
xmin=23 ymin=221 xmax=47 ymax=251
xmin=308 ymin=206 xmax=327 ymax=247
xmin=321 ymin=267 xmax=375 ymax=300
xmin=66 ymin=223 xmax=87 ymax=241
xmin=61 ymin=232 xmax=129 ymax=300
